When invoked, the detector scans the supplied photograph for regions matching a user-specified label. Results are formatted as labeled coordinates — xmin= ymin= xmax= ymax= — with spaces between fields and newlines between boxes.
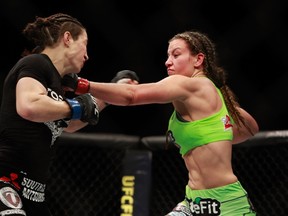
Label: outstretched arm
xmin=61 ymin=70 xmax=139 ymax=107
xmin=86 ymin=74 xmax=203 ymax=106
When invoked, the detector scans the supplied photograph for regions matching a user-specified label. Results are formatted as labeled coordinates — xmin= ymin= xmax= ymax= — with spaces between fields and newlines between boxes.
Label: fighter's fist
xmin=65 ymin=93 xmax=99 ymax=125
xmin=62 ymin=73 xmax=90 ymax=95
xmin=111 ymin=70 xmax=140 ymax=84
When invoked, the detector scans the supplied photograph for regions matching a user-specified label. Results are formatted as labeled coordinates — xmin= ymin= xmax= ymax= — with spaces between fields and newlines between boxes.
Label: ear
xmin=194 ymin=53 xmax=205 ymax=67
xmin=63 ymin=31 xmax=72 ymax=47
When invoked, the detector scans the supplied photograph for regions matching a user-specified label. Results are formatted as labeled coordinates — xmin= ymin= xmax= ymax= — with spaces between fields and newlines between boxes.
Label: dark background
xmin=1 ymin=0 xmax=287 ymax=137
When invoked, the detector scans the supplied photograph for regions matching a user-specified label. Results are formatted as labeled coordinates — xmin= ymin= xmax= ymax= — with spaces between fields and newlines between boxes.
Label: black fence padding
xmin=235 ymin=130 xmax=288 ymax=147
xmin=46 ymin=131 xmax=288 ymax=216
xmin=122 ymin=150 xmax=152 ymax=216
xmin=57 ymin=132 xmax=141 ymax=148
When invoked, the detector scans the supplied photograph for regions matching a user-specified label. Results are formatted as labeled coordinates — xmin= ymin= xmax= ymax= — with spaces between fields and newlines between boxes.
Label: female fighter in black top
xmin=0 ymin=13 xmax=139 ymax=216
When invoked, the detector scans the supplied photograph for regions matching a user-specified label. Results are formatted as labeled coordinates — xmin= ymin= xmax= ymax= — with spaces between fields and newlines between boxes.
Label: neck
xmin=191 ymin=71 xmax=205 ymax=77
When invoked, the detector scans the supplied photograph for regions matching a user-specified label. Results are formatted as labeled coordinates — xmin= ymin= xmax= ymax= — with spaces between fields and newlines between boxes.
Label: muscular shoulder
xmin=177 ymin=77 xmax=220 ymax=112
xmin=164 ymin=75 xmax=211 ymax=87
xmin=165 ymin=75 xmax=215 ymax=97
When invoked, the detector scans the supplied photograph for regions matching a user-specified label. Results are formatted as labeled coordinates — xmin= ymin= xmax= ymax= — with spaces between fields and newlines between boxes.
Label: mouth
xmin=167 ymin=69 xmax=174 ymax=75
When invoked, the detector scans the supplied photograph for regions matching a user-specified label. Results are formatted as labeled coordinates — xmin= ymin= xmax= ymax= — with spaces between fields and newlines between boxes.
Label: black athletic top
xmin=0 ymin=54 xmax=69 ymax=183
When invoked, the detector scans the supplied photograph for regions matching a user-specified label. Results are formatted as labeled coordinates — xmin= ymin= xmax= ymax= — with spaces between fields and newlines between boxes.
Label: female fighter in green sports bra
xmin=68 ymin=30 xmax=259 ymax=215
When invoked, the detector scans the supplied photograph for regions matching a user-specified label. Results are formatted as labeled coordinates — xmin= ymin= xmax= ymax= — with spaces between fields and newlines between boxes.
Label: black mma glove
xmin=62 ymin=73 xmax=90 ymax=95
xmin=65 ymin=93 xmax=99 ymax=125
xmin=111 ymin=70 xmax=140 ymax=83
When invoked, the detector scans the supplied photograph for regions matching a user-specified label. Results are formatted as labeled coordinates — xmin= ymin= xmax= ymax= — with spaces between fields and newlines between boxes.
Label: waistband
xmin=185 ymin=181 xmax=247 ymax=203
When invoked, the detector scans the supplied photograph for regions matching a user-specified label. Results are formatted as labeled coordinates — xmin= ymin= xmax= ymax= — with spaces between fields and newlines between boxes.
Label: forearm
xmin=17 ymin=96 xmax=71 ymax=122
xmin=89 ymin=82 xmax=135 ymax=106
xmin=61 ymin=70 xmax=140 ymax=106
xmin=232 ymin=107 xmax=259 ymax=144
xmin=64 ymin=119 xmax=88 ymax=133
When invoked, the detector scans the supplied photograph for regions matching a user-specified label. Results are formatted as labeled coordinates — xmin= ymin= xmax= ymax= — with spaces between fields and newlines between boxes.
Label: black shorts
xmin=0 ymin=171 xmax=52 ymax=216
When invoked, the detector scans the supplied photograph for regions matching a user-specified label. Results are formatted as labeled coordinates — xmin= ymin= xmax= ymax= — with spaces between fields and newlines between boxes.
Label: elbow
xmin=16 ymin=104 xmax=38 ymax=121
xmin=232 ymin=123 xmax=258 ymax=145
xmin=124 ymin=96 xmax=136 ymax=106
xmin=64 ymin=127 xmax=78 ymax=133
xmin=253 ymin=123 xmax=259 ymax=135
xmin=250 ymin=118 xmax=260 ymax=136
xmin=110 ymin=90 xmax=137 ymax=106
xmin=121 ymin=86 xmax=138 ymax=106
xmin=65 ymin=120 xmax=88 ymax=133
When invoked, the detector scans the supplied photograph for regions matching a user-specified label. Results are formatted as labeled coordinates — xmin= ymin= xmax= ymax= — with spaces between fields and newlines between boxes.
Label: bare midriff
xmin=183 ymin=140 xmax=238 ymax=190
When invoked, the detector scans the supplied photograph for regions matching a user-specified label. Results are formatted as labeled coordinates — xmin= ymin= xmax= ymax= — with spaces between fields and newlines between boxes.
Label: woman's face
xmin=165 ymin=38 xmax=197 ymax=77
xmin=67 ymin=30 xmax=89 ymax=73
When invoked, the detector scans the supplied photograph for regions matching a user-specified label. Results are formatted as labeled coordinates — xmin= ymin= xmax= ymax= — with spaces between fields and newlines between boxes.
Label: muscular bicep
xmin=16 ymin=77 xmax=47 ymax=112
xmin=16 ymin=77 xmax=70 ymax=122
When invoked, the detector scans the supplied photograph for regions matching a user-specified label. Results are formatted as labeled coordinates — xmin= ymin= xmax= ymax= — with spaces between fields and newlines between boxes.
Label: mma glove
xmin=65 ymin=93 xmax=99 ymax=125
xmin=62 ymin=73 xmax=90 ymax=95
xmin=62 ymin=70 xmax=139 ymax=94
xmin=111 ymin=70 xmax=140 ymax=83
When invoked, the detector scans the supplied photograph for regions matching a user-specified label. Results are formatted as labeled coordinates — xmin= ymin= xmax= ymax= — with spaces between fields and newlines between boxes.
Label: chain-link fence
xmin=46 ymin=131 xmax=288 ymax=216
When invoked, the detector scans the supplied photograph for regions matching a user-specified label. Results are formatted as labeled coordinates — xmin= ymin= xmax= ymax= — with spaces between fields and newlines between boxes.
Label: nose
xmin=84 ymin=53 xmax=89 ymax=61
xmin=165 ymin=57 xmax=172 ymax=67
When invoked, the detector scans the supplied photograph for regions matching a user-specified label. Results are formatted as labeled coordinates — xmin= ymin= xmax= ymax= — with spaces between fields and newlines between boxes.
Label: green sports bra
xmin=167 ymin=87 xmax=233 ymax=156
